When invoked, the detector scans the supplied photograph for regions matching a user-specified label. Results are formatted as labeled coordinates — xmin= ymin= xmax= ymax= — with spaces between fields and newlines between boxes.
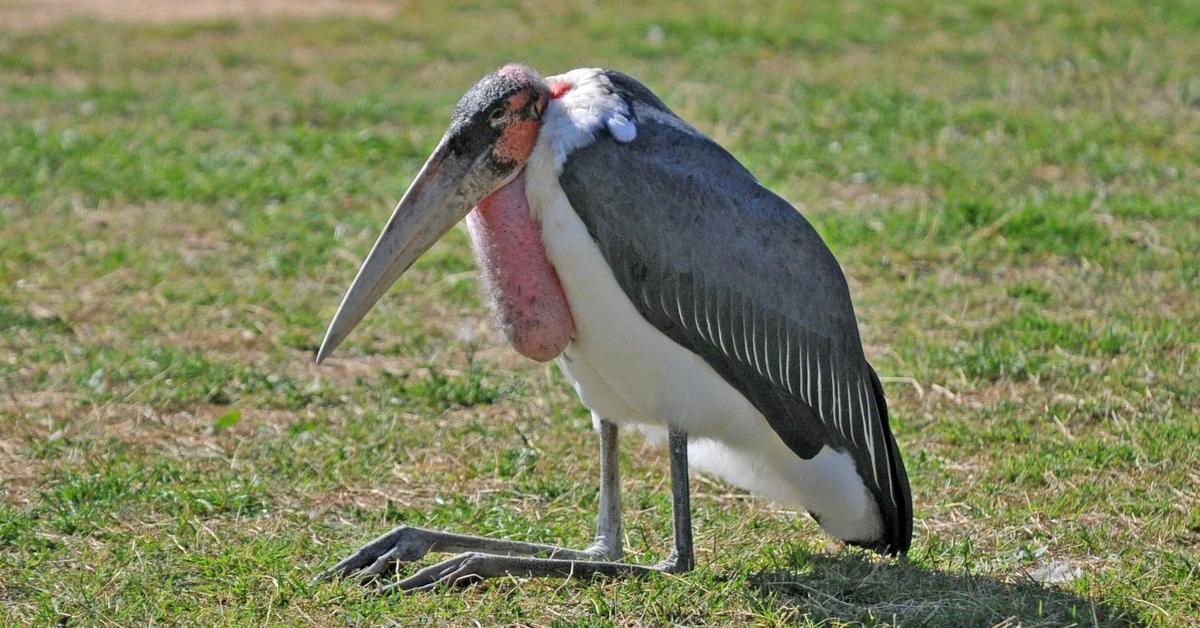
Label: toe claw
xmin=314 ymin=554 xmax=365 ymax=583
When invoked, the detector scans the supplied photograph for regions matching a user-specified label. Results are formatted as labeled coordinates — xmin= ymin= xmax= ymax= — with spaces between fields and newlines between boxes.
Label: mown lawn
xmin=1 ymin=1 xmax=1197 ymax=625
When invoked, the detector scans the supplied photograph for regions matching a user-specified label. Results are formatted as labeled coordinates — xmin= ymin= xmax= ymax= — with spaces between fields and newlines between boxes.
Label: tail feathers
xmin=868 ymin=366 xmax=913 ymax=555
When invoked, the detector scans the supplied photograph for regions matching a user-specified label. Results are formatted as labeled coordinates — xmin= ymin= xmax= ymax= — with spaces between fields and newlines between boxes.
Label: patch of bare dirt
xmin=0 ymin=0 xmax=395 ymax=31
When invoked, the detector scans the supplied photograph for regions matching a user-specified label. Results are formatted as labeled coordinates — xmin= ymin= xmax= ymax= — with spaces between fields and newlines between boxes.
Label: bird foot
xmin=314 ymin=525 xmax=619 ymax=584
xmin=315 ymin=525 xmax=434 ymax=582
xmin=379 ymin=552 xmax=672 ymax=594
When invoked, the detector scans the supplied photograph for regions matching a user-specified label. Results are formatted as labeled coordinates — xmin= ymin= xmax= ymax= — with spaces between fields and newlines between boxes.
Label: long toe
xmin=383 ymin=553 xmax=480 ymax=595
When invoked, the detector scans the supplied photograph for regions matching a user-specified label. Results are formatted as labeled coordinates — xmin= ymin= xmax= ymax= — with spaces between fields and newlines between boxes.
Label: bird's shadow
xmin=746 ymin=549 xmax=1141 ymax=627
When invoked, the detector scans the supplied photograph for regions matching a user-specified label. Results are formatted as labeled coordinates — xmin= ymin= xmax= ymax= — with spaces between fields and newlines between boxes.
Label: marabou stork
xmin=314 ymin=65 xmax=912 ymax=592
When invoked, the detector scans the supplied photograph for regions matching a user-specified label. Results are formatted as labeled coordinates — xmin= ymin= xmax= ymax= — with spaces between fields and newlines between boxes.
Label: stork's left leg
xmin=381 ymin=425 xmax=695 ymax=594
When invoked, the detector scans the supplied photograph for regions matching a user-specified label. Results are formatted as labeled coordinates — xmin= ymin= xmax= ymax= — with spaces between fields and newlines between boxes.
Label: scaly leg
xmin=659 ymin=423 xmax=694 ymax=573
xmin=316 ymin=417 xmax=625 ymax=582
xmin=378 ymin=425 xmax=695 ymax=594
xmin=585 ymin=418 xmax=623 ymax=560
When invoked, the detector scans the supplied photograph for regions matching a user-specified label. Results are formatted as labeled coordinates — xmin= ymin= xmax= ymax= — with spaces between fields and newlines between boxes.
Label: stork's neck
xmin=463 ymin=69 xmax=646 ymax=363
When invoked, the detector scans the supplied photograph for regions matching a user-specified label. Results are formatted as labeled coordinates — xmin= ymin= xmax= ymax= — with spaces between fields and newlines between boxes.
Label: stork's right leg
xmin=315 ymin=417 xmax=624 ymax=582
xmin=583 ymin=418 xmax=623 ymax=559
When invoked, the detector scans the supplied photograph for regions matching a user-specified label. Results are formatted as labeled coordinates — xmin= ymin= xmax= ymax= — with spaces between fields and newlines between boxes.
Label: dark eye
xmin=489 ymin=107 xmax=505 ymax=121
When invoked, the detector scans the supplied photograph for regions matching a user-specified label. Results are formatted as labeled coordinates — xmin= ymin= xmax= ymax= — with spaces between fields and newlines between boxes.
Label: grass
xmin=1 ymin=0 xmax=1198 ymax=624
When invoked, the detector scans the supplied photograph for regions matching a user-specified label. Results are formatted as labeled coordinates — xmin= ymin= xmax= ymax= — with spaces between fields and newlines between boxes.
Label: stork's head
xmin=446 ymin=64 xmax=548 ymax=184
xmin=316 ymin=64 xmax=548 ymax=362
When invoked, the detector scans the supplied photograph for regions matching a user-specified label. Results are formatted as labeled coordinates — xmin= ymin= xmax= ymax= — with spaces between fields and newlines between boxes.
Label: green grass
xmin=2 ymin=0 xmax=1198 ymax=625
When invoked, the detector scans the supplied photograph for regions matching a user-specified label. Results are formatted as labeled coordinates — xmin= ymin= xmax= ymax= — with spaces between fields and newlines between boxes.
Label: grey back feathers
xmin=559 ymin=71 xmax=912 ymax=554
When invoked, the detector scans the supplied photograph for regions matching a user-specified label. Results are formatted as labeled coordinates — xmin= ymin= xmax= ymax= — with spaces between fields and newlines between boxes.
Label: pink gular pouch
xmin=466 ymin=171 xmax=575 ymax=362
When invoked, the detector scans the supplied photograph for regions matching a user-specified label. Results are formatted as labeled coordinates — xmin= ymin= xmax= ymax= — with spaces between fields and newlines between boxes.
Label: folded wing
xmin=559 ymin=74 xmax=911 ymax=553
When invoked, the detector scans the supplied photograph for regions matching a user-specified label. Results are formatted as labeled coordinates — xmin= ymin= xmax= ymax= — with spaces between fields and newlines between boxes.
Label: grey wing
xmin=559 ymin=84 xmax=911 ymax=553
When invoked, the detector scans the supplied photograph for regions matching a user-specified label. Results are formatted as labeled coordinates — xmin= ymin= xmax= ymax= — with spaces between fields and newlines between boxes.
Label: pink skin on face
xmin=467 ymin=171 xmax=574 ymax=362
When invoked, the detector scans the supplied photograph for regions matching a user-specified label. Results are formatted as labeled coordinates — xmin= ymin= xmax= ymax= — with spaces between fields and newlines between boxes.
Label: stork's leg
xmin=658 ymin=424 xmax=695 ymax=572
xmin=316 ymin=417 xmax=625 ymax=582
xmin=379 ymin=425 xmax=695 ymax=594
xmin=585 ymin=418 xmax=623 ymax=560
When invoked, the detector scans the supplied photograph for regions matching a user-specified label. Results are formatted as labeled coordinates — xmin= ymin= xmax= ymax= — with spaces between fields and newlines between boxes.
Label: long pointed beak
xmin=316 ymin=139 xmax=474 ymax=363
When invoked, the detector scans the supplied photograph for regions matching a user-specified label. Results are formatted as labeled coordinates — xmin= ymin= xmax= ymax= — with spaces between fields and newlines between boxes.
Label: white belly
xmin=521 ymin=154 xmax=882 ymax=543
